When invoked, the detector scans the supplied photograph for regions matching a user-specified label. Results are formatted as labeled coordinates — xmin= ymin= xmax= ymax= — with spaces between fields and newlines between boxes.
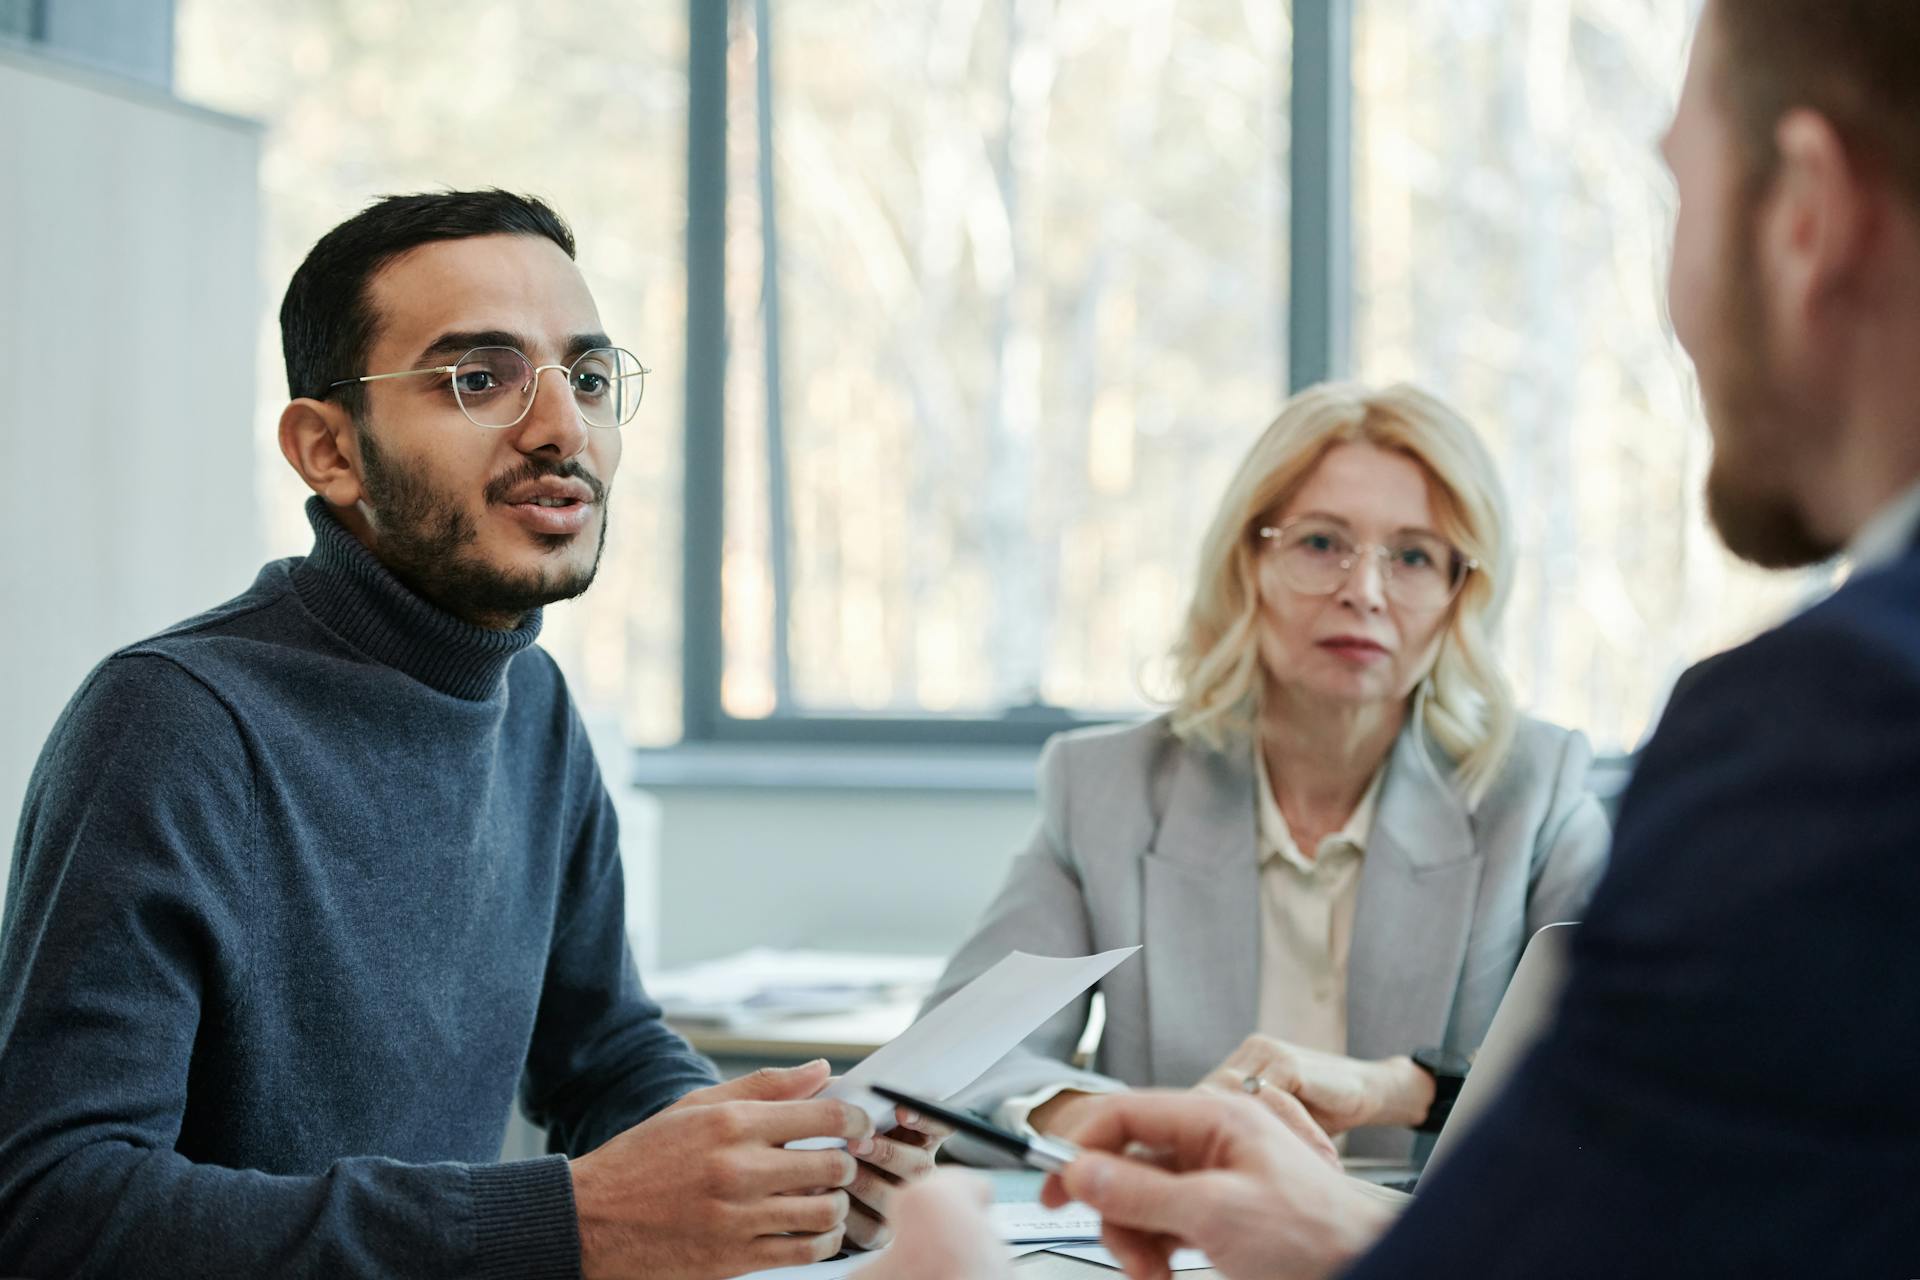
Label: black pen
xmin=871 ymin=1083 xmax=1082 ymax=1174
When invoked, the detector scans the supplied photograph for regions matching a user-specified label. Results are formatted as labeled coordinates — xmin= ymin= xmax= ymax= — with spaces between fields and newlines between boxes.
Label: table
xmin=986 ymin=1171 xmax=1221 ymax=1277
xmin=668 ymin=996 xmax=922 ymax=1074
xmin=669 ymin=996 xmax=1096 ymax=1077
xmin=1012 ymin=1252 xmax=1218 ymax=1276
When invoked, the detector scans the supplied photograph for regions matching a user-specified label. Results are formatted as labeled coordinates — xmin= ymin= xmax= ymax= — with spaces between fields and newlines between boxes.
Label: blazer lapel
xmin=1345 ymin=725 xmax=1484 ymax=1060
xmin=1141 ymin=742 xmax=1262 ymax=1087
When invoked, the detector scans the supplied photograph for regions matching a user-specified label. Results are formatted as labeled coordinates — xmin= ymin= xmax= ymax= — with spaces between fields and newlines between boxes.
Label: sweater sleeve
xmin=0 ymin=655 xmax=579 ymax=1280
xmin=517 ymin=708 xmax=719 ymax=1157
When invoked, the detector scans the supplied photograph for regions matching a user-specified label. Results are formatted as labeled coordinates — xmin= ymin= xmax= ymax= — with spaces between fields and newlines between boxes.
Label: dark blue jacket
xmin=1350 ymin=534 xmax=1920 ymax=1275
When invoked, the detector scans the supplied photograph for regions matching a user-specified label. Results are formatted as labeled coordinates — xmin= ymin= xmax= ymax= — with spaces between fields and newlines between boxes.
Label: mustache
xmin=484 ymin=457 xmax=607 ymax=506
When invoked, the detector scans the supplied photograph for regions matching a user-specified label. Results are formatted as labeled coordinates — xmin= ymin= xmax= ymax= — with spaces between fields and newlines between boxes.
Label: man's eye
xmin=455 ymin=371 xmax=499 ymax=394
xmin=574 ymin=373 xmax=609 ymax=396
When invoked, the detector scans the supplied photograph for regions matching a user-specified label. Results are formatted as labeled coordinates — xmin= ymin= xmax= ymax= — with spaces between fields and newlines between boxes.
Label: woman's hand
xmin=1199 ymin=1034 xmax=1434 ymax=1139
xmin=843 ymin=1103 xmax=956 ymax=1249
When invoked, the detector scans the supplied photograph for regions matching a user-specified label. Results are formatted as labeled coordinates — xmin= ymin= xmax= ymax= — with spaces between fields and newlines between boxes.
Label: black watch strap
xmin=1411 ymin=1046 xmax=1471 ymax=1134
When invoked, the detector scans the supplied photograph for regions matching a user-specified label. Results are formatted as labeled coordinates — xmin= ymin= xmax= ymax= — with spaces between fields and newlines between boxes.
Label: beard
xmin=357 ymin=425 xmax=609 ymax=624
xmin=1697 ymin=191 xmax=1841 ymax=570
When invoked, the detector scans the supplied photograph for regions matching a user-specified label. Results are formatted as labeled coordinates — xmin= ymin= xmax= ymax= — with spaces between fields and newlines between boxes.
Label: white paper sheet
xmin=988 ymin=1198 xmax=1102 ymax=1243
xmin=1047 ymin=1243 xmax=1214 ymax=1271
xmin=737 ymin=1241 xmax=1054 ymax=1279
xmin=789 ymin=947 xmax=1139 ymax=1143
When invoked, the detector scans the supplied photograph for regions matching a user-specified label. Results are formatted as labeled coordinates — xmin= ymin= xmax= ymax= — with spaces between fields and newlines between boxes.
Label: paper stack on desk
xmin=648 ymin=949 xmax=948 ymax=1027
xmin=989 ymin=1198 xmax=1102 ymax=1243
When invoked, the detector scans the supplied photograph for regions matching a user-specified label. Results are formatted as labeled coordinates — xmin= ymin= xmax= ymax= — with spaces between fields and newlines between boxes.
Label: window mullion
xmin=1288 ymin=0 xmax=1353 ymax=392
xmin=753 ymin=0 xmax=797 ymax=713
xmin=682 ymin=0 xmax=730 ymax=740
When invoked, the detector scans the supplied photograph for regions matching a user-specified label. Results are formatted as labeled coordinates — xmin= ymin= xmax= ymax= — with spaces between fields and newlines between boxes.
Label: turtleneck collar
xmin=289 ymin=496 xmax=543 ymax=701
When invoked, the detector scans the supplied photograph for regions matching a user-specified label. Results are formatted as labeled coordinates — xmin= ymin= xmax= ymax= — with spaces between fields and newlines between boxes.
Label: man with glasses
xmin=0 ymin=190 xmax=942 ymax=1278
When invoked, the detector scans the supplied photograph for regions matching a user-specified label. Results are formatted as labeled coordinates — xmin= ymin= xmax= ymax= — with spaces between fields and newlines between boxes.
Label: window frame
xmin=678 ymin=0 xmax=1349 ymax=748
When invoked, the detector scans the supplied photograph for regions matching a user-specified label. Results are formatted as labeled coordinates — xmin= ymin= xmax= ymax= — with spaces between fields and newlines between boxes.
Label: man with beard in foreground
xmin=865 ymin=0 xmax=1920 ymax=1276
xmin=0 ymin=190 xmax=943 ymax=1279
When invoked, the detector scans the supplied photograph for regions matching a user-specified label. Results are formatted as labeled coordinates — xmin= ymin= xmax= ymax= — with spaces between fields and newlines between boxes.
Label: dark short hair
xmin=1716 ymin=0 xmax=1920 ymax=207
xmin=279 ymin=189 xmax=576 ymax=413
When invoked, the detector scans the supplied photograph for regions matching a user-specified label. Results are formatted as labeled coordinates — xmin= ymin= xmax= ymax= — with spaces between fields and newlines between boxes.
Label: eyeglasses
xmin=325 ymin=345 xmax=648 ymax=429
xmin=1256 ymin=517 xmax=1478 ymax=611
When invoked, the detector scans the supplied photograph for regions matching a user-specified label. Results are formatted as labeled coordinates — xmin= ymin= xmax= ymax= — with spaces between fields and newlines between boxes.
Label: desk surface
xmin=987 ymin=1172 xmax=1221 ymax=1278
xmin=1013 ymin=1252 xmax=1216 ymax=1276
xmin=668 ymin=997 xmax=921 ymax=1062
xmin=669 ymin=997 xmax=1096 ymax=1070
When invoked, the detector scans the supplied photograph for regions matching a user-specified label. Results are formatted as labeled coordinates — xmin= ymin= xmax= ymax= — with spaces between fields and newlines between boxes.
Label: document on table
xmin=989 ymin=1198 xmax=1102 ymax=1244
xmin=737 ymin=1241 xmax=1055 ymax=1279
xmin=793 ymin=946 xmax=1140 ymax=1140
xmin=1047 ymin=1243 xmax=1214 ymax=1271
xmin=648 ymin=948 xmax=946 ymax=1026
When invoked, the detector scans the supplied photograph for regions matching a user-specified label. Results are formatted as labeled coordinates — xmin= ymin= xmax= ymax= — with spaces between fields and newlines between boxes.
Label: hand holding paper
xmin=791 ymin=947 xmax=1139 ymax=1146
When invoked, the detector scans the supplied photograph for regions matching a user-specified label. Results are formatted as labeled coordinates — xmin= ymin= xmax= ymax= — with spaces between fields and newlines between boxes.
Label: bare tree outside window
xmin=1353 ymin=0 xmax=1819 ymax=749
xmin=723 ymin=0 xmax=1292 ymax=721
xmin=173 ymin=0 xmax=1808 ymax=756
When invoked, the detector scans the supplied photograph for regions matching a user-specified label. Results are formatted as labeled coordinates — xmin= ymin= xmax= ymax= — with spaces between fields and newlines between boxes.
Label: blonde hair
xmin=1168 ymin=381 xmax=1516 ymax=806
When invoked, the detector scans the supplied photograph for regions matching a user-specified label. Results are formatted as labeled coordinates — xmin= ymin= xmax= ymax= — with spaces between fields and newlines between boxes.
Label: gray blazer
xmin=930 ymin=713 xmax=1610 ymax=1158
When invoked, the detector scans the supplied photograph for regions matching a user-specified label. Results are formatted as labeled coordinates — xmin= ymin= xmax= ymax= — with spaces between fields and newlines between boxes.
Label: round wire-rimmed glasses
xmin=326 ymin=345 xmax=648 ymax=429
xmin=1257 ymin=516 xmax=1479 ymax=611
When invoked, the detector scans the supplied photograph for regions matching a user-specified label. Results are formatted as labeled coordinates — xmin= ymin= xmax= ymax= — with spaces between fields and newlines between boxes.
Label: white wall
xmin=0 ymin=46 xmax=261 ymax=894
xmin=647 ymin=785 xmax=1039 ymax=969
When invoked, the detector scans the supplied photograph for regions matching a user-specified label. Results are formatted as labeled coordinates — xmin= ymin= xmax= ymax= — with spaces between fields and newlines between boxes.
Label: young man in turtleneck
xmin=0 ymin=191 xmax=942 ymax=1279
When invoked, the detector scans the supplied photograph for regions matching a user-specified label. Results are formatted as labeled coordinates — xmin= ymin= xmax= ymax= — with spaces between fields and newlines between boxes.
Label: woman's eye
xmin=1397 ymin=547 xmax=1437 ymax=570
xmin=1301 ymin=534 xmax=1338 ymax=553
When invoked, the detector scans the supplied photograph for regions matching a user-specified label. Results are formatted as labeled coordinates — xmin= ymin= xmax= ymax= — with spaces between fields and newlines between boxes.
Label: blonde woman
xmin=926 ymin=382 xmax=1609 ymax=1161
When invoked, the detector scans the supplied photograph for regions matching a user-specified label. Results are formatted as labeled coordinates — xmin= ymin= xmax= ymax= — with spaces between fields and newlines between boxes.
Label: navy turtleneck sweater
xmin=0 ymin=498 xmax=718 ymax=1278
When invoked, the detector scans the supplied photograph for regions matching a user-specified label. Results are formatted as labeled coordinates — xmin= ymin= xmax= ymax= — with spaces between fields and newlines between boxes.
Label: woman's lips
xmin=1317 ymin=636 xmax=1391 ymax=662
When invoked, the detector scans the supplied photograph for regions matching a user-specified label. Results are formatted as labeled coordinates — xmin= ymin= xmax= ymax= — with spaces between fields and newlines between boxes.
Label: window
xmin=175 ymin=0 xmax=1806 ymax=758
xmin=699 ymin=0 xmax=1296 ymax=742
xmin=1350 ymin=0 xmax=1813 ymax=748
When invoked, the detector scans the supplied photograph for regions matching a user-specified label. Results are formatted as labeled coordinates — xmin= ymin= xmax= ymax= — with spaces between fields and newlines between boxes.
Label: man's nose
xmin=513 ymin=365 xmax=589 ymax=458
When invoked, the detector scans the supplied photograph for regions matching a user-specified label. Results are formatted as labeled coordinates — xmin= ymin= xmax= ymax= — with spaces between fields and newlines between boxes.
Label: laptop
xmin=1346 ymin=920 xmax=1575 ymax=1198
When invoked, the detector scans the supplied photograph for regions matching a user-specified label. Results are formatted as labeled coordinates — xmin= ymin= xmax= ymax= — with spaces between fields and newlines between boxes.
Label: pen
xmin=871 ymin=1083 xmax=1082 ymax=1174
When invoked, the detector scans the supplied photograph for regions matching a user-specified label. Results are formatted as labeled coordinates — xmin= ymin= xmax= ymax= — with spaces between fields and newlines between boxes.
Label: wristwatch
xmin=1410 ymin=1047 xmax=1472 ymax=1134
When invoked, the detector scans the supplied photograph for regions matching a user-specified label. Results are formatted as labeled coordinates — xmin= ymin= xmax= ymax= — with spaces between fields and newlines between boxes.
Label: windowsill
xmin=627 ymin=742 xmax=1042 ymax=793
xmin=627 ymin=741 xmax=1638 ymax=801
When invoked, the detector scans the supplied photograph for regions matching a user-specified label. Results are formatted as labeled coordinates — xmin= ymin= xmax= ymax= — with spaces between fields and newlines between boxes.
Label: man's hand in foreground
xmin=570 ymin=1060 xmax=870 ymax=1280
xmin=1042 ymin=1091 xmax=1399 ymax=1280
xmin=851 ymin=1169 xmax=1013 ymax=1280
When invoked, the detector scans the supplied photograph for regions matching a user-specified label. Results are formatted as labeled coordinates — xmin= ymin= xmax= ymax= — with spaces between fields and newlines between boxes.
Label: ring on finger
xmin=1241 ymin=1073 xmax=1267 ymax=1096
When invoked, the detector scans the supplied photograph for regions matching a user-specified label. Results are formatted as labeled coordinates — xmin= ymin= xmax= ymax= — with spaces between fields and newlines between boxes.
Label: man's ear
xmin=1765 ymin=108 xmax=1876 ymax=328
xmin=279 ymin=398 xmax=365 ymax=507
